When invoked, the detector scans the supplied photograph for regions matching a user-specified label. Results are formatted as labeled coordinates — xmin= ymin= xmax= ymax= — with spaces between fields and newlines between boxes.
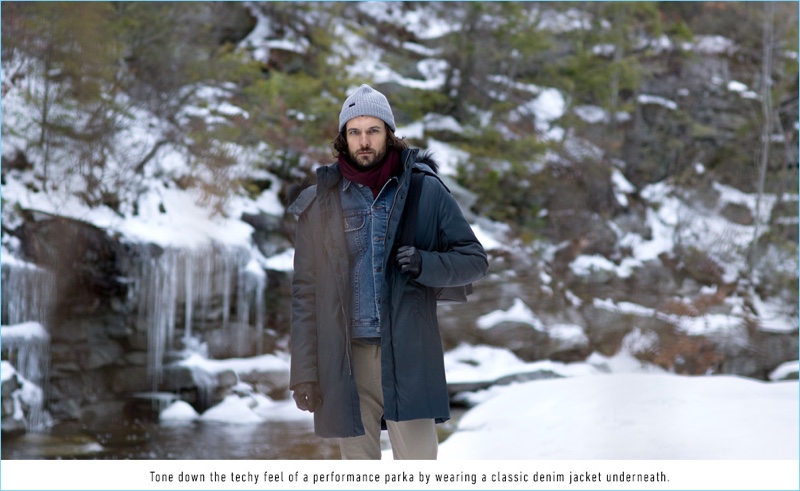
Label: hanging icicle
xmin=128 ymin=244 xmax=267 ymax=393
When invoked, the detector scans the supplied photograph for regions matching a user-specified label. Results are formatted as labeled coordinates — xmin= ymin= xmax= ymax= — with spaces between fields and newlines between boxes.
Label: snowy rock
xmin=1 ymin=369 xmax=26 ymax=436
xmin=1 ymin=361 xmax=46 ymax=435
xmin=200 ymin=395 xmax=262 ymax=424
xmin=160 ymin=400 xmax=199 ymax=422
xmin=769 ymin=360 xmax=799 ymax=381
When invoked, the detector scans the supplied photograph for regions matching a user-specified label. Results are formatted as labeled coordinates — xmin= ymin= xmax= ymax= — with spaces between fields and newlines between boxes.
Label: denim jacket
xmin=339 ymin=176 xmax=398 ymax=339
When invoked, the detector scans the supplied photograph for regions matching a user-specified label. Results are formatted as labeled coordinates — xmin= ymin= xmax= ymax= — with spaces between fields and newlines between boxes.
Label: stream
xmin=1 ymin=409 xmax=463 ymax=460
xmin=2 ymin=419 xmax=341 ymax=460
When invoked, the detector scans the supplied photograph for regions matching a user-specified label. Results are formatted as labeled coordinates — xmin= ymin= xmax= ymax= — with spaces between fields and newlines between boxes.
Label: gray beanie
xmin=338 ymin=84 xmax=396 ymax=133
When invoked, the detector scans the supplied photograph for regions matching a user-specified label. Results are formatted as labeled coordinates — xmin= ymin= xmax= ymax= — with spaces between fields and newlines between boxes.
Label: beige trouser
xmin=338 ymin=341 xmax=438 ymax=460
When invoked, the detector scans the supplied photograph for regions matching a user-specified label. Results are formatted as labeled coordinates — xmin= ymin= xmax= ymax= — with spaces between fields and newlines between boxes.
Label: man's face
xmin=345 ymin=116 xmax=388 ymax=169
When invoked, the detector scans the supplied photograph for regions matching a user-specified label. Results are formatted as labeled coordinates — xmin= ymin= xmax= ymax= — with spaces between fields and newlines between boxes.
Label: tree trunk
xmin=749 ymin=2 xmax=775 ymax=270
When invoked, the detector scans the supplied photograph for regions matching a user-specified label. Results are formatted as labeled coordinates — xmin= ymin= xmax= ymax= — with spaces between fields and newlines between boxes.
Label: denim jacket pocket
xmin=343 ymin=211 xmax=368 ymax=256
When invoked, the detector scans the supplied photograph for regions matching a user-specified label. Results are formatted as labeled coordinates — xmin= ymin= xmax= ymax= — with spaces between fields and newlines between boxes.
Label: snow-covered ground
xmin=125 ymin=341 xmax=800 ymax=460
xmin=439 ymin=370 xmax=798 ymax=460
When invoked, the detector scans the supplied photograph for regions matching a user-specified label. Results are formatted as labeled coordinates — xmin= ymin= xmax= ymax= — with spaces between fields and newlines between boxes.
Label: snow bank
xmin=440 ymin=372 xmax=799 ymax=460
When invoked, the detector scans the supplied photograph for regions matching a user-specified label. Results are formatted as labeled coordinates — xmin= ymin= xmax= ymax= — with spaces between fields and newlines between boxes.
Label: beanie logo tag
xmin=349 ymin=103 xmax=356 ymax=107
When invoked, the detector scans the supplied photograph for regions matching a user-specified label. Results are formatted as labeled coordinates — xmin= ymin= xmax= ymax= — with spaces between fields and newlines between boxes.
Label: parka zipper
xmin=382 ymin=149 xmax=415 ymax=420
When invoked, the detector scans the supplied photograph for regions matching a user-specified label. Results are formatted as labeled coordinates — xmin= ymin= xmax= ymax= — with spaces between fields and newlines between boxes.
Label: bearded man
xmin=288 ymin=84 xmax=487 ymax=459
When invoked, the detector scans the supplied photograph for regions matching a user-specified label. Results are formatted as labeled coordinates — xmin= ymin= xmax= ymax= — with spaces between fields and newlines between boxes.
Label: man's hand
xmin=396 ymin=245 xmax=422 ymax=278
xmin=292 ymin=382 xmax=322 ymax=413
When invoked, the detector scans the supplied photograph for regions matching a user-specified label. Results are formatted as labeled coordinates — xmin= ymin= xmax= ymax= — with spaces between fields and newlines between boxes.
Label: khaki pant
xmin=338 ymin=341 xmax=438 ymax=460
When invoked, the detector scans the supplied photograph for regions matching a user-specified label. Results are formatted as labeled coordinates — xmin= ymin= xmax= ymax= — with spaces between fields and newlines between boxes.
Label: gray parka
xmin=288 ymin=148 xmax=488 ymax=438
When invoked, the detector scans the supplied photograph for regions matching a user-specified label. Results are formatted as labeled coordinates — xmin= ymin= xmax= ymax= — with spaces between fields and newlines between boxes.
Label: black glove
xmin=396 ymin=245 xmax=422 ymax=278
xmin=292 ymin=382 xmax=322 ymax=413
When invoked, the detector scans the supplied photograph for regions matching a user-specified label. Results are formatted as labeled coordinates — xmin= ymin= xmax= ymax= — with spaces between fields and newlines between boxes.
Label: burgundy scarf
xmin=338 ymin=150 xmax=402 ymax=198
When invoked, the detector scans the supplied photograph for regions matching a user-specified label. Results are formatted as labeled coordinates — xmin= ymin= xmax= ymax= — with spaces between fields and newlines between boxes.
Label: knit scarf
xmin=338 ymin=149 xmax=402 ymax=198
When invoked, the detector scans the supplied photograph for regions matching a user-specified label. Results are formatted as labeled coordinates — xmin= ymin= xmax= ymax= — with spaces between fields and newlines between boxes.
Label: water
xmin=1 ymin=410 xmax=464 ymax=460
xmin=1 ymin=419 xmax=341 ymax=460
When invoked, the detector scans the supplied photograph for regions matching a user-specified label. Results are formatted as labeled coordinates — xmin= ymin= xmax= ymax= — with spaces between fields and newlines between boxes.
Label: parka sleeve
xmin=413 ymin=177 xmax=489 ymax=288
xmin=289 ymin=208 xmax=319 ymax=389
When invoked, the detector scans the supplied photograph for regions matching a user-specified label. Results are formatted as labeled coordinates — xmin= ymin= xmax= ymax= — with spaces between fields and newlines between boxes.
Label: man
xmin=288 ymin=84 xmax=488 ymax=460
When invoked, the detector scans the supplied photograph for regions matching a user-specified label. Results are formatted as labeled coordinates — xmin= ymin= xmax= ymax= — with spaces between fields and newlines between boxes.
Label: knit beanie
xmin=338 ymin=84 xmax=396 ymax=133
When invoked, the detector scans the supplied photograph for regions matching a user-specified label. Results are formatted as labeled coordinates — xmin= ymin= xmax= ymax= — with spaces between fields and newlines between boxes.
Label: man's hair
xmin=332 ymin=123 xmax=409 ymax=157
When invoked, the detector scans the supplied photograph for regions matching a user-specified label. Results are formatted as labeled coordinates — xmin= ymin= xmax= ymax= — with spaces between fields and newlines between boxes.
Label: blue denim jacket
xmin=340 ymin=177 xmax=398 ymax=339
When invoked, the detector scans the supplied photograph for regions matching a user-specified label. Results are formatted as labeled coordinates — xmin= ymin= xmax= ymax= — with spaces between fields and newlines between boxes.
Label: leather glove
xmin=292 ymin=382 xmax=322 ymax=413
xmin=396 ymin=245 xmax=422 ymax=278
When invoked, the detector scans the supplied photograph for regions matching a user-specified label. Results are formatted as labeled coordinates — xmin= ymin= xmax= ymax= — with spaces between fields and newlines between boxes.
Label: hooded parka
xmin=288 ymin=148 xmax=488 ymax=438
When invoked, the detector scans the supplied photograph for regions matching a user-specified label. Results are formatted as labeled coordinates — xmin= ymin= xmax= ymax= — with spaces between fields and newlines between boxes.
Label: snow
xmin=611 ymin=168 xmax=636 ymax=206
xmin=444 ymin=343 xmax=599 ymax=387
xmin=574 ymin=105 xmax=608 ymax=124
xmin=199 ymin=394 xmax=264 ymax=424
xmin=469 ymin=223 xmax=505 ymax=252
xmin=638 ymin=94 xmax=679 ymax=110
xmin=477 ymin=298 xmax=545 ymax=331
xmin=727 ymin=80 xmax=760 ymax=99
xmin=570 ymin=254 xmax=634 ymax=279
xmin=153 ymin=354 xmax=312 ymax=425
xmin=692 ymin=35 xmax=738 ymax=56
xmin=751 ymin=294 xmax=799 ymax=333
xmin=592 ymin=297 xmax=754 ymax=341
xmin=263 ymin=248 xmax=295 ymax=272
xmin=357 ymin=2 xmax=457 ymax=41
xmin=548 ymin=323 xmax=589 ymax=349
xmin=439 ymin=372 xmax=798 ymax=460
xmin=770 ymin=361 xmax=799 ymax=381
xmin=611 ymin=168 xmax=636 ymax=194
xmin=159 ymin=400 xmax=199 ymax=422
xmin=536 ymin=8 xmax=594 ymax=33
xmin=422 ymin=113 xmax=464 ymax=134
xmin=118 ymin=187 xmax=256 ymax=248
xmin=176 ymin=352 xmax=288 ymax=375
xmin=0 ymin=322 xmax=50 ymax=343
xmin=1 ymin=361 xmax=15 ymax=383
xmin=424 ymin=139 xmax=470 ymax=177
xmin=0 ymin=361 xmax=44 ymax=423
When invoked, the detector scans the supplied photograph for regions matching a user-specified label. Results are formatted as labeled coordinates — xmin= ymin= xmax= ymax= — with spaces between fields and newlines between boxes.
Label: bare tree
xmin=749 ymin=2 xmax=776 ymax=271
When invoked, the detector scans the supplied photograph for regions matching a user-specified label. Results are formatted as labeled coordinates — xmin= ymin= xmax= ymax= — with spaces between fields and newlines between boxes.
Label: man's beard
xmin=348 ymin=146 xmax=387 ymax=170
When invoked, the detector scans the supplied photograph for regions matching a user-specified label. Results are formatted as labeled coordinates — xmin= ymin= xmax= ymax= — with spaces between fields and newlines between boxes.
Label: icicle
xmin=165 ymin=251 xmax=177 ymax=352
xmin=221 ymin=253 xmax=232 ymax=331
xmin=1 ymin=261 xmax=55 ymax=327
xmin=245 ymin=256 xmax=267 ymax=355
xmin=1 ymin=322 xmax=50 ymax=431
xmin=235 ymin=253 xmax=250 ymax=356
xmin=1 ymin=260 xmax=54 ymax=431
xmin=184 ymin=251 xmax=194 ymax=340
xmin=134 ymin=244 xmax=268 ymax=391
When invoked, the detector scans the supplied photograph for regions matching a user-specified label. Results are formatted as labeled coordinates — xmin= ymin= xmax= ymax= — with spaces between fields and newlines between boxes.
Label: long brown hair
xmin=331 ymin=123 xmax=409 ymax=158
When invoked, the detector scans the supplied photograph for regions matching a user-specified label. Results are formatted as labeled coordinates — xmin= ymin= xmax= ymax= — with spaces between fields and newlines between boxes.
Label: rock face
xmin=3 ymin=213 xmax=277 ymax=428
xmin=16 ymin=211 xmax=129 ymax=316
